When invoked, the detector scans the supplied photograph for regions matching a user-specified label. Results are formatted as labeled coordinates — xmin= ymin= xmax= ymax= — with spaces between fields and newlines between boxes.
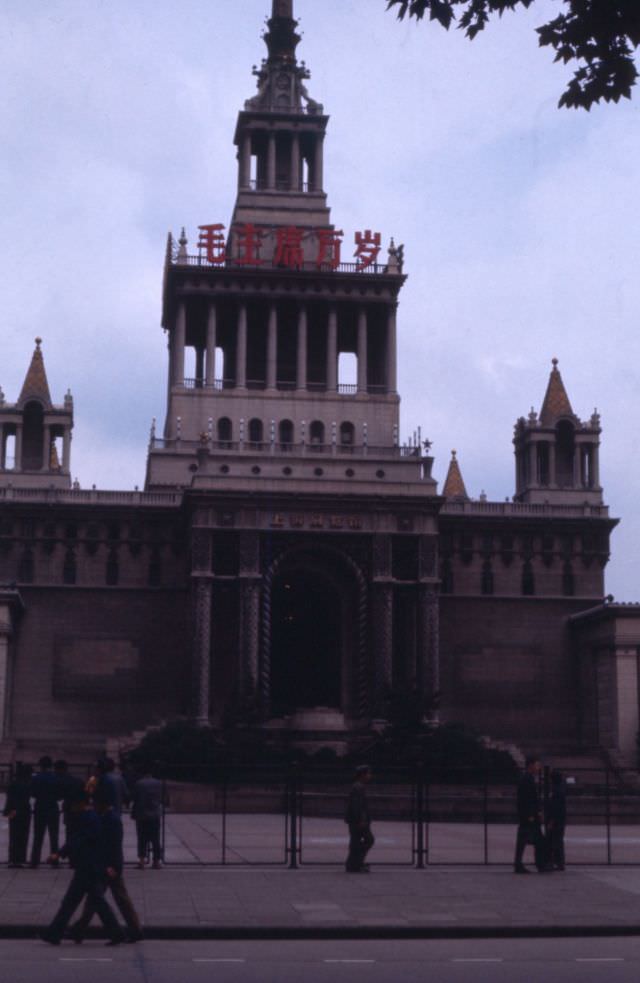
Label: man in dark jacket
xmin=3 ymin=763 xmax=32 ymax=867
xmin=54 ymin=760 xmax=85 ymax=845
xmin=41 ymin=789 xmax=124 ymax=946
xmin=345 ymin=765 xmax=374 ymax=873
xmin=71 ymin=786 xmax=142 ymax=943
xmin=514 ymin=756 xmax=547 ymax=873
xmin=30 ymin=756 xmax=60 ymax=868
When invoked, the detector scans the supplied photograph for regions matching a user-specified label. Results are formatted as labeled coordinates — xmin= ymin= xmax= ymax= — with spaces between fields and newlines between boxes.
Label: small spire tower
xmin=0 ymin=338 xmax=73 ymax=488
xmin=513 ymin=359 xmax=602 ymax=505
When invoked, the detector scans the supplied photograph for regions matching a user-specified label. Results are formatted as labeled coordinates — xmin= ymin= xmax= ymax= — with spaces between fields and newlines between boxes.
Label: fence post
xmin=221 ymin=768 xmax=228 ymax=865
xmin=161 ymin=774 xmax=167 ymax=863
xmin=415 ymin=762 xmax=425 ymax=869
xmin=483 ymin=769 xmax=489 ymax=865
xmin=605 ymin=766 xmax=612 ymax=865
xmin=288 ymin=761 xmax=299 ymax=869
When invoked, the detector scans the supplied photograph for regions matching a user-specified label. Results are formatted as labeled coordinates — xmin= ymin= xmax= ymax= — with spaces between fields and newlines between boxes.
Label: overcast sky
xmin=1 ymin=1 xmax=638 ymax=599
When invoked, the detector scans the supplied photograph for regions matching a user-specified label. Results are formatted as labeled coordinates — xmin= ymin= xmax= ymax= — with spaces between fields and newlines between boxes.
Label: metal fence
xmin=2 ymin=763 xmax=640 ymax=867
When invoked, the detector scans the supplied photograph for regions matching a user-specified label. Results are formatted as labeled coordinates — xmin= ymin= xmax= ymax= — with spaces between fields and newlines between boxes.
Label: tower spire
xmin=442 ymin=450 xmax=469 ymax=501
xmin=273 ymin=0 xmax=293 ymax=18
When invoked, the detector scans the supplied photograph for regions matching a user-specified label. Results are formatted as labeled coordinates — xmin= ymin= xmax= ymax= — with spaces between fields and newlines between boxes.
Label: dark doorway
xmin=270 ymin=565 xmax=343 ymax=714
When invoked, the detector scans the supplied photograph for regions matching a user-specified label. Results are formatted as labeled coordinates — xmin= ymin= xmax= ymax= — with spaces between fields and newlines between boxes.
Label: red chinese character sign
xmin=194 ymin=224 xmax=385 ymax=272
xmin=354 ymin=230 xmax=381 ymax=271
xmin=274 ymin=226 xmax=305 ymax=270
xmin=316 ymin=229 xmax=343 ymax=270
xmin=197 ymin=224 xmax=226 ymax=264
xmin=234 ymin=223 xmax=264 ymax=266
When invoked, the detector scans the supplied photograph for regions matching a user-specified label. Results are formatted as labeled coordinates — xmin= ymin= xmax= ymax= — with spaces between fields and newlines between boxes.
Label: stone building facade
xmin=0 ymin=1 xmax=637 ymax=763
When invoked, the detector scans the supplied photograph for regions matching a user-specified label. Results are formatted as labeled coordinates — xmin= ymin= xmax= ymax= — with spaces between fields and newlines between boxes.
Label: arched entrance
xmin=266 ymin=548 xmax=362 ymax=718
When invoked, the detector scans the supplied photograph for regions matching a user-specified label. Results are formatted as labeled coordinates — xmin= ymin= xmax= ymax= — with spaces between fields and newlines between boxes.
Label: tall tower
xmin=513 ymin=359 xmax=602 ymax=505
xmin=147 ymin=1 xmax=440 ymax=734
xmin=147 ymin=0 xmax=424 ymax=493
xmin=0 ymin=338 xmax=73 ymax=489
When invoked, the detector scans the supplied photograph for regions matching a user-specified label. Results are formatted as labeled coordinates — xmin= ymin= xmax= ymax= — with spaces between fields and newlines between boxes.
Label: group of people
xmin=344 ymin=758 xmax=567 ymax=876
xmin=3 ymin=755 xmax=164 ymax=872
xmin=514 ymin=756 xmax=566 ymax=874
xmin=2 ymin=755 xmax=164 ymax=945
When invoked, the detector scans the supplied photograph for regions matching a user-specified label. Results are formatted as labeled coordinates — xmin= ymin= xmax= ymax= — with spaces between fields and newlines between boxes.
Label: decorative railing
xmin=173 ymin=254 xmax=389 ymax=275
xmin=177 ymin=379 xmax=387 ymax=396
xmin=150 ymin=437 xmax=425 ymax=461
xmin=0 ymin=488 xmax=182 ymax=506
xmin=441 ymin=500 xmax=610 ymax=518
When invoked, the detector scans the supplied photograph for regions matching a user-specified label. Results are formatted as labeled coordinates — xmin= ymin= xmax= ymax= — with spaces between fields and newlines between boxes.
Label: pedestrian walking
xmin=131 ymin=765 xmax=163 ymax=869
xmin=70 ymin=785 xmax=142 ymax=943
xmin=546 ymin=769 xmax=567 ymax=871
xmin=30 ymin=756 xmax=60 ymax=868
xmin=41 ymin=787 xmax=124 ymax=946
xmin=514 ymin=756 xmax=549 ymax=874
xmin=344 ymin=764 xmax=375 ymax=873
xmin=3 ymin=763 xmax=32 ymax=867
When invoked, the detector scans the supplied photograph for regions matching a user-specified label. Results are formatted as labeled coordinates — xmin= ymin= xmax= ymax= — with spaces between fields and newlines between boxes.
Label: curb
xmin=3 ymin=925 xmax=640 ymax=941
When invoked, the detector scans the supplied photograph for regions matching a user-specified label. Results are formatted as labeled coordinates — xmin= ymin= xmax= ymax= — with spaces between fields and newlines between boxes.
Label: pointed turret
xmin=18 ymin=338 xmax=52 ymax=409
xmin=442 ymin=450 xmax=468 ymax=501
xmin=513 ymin=359 xmax=602 ymax=506
xmin=539 ymin=358 xmax=575 ymax=425
xmin=0 ymin=339 xmax=73 ymax=488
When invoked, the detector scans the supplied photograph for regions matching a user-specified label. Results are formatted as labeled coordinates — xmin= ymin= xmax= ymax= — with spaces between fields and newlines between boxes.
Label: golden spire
xmin=442 ymin=450 xmax=468 ymax=500
xmin=18 ymin=337 xmax=52 ymax=408
xmin=539 ymin=357 xmax=574 ymax=425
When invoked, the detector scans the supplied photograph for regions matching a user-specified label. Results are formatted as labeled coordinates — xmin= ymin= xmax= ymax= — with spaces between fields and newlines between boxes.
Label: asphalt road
xmin=5 ymin=938 xmax=640 ymax=982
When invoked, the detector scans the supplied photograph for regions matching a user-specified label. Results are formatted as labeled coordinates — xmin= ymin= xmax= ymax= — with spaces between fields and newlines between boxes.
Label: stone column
xmin=62 ymin=428 xmax=71 ymax=473
xmin=240 ymin=132 xmax=252 ymax=189
xmin=173 ymin=302 xmax=186 ymax=387
xmin=327 ymin=307 xmax=338 ymax=391
xmin=267 ymin=304 xmax=278 ymax=390
xmin=592 ymin=443 xmax=601 ymax=488
xmin=573 ymin=446 xmax=581 ymax=487
xmin=236 ymin=303 xmax=247 ymax=389
xmin=240 ymin=580 xmax=261 ymax=699
xmin=15 ymin=424 xmax=22 ymax=471
xmin=0 ymin=425 xmax=4 ymax=469
xmin=205 ymin=303 xmax=217 ymax=387
xmin=372 ymin=583 xmax=393 ymax=716
xmin=0 ymin=593 xmax=21 ymax=740
xmin=528 ymin=442 xmax=537 ymax=486
xmin=291 ymin=133 xmax=300 ymax=191
xmin=418 ymin=587 xmax=440 ymax=722
xmin=42 ymin=425 xmax=51 ymax=470
xmin=357 ymin=308 xmax=368 ymax=393
xmin=0 ymin=609 xmax=11 ymax=739
xmin=267 ymin=132 xmax=276 ymax=190
xmin=372 ymin=534 xmax=393 ymax=717
xmin=386 ymin=304 xmax=397 ymax=394
xmin=314 ymin=133 xmax=324 ymax=192
xmin=193 ymin=579 xmax=212 ymax=725
xmin=191 ymin=527 xmax=213 ymax=725
xmin=296 ymin=305 xmax=307 ymax=391
xmin=548 ymin=441 xmax=557 ymax=486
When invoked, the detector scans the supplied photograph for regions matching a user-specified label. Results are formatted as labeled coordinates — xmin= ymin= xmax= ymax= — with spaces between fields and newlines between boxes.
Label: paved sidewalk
xmin=0 ymin=864 xmax=639 ymax=939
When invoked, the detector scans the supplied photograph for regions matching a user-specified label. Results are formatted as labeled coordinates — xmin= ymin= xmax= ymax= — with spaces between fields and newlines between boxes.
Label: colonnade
xmin=238 ymin=130 xmax=324 ymax=193
xmin=170 ymin=300 xmax=398 ymax=395
xmin=527 ymin=438 xmax=600 ymax=490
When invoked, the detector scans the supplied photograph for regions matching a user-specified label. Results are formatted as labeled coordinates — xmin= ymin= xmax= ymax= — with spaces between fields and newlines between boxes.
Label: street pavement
xmin=1 ymin=813 xmax=640 ymax=938
xmin=5 ymin=939 xmax=640 ymax=983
